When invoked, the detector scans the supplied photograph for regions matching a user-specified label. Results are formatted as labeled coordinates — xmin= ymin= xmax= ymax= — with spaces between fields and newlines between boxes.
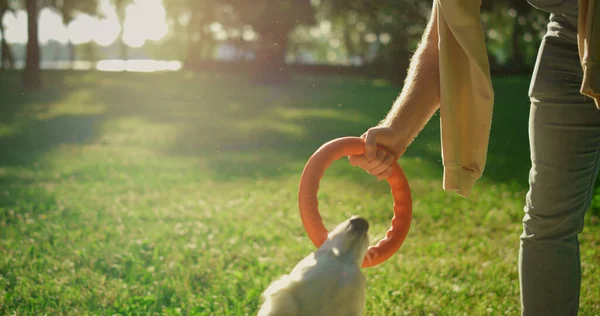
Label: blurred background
xmin=1 ymin=0 xmax=548 ymax=88
xmin=2 ymin=1 xmax=600 ymax=315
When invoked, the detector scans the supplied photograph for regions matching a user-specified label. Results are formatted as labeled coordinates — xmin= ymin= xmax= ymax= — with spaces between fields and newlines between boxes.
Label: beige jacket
xmin=578 ymin=0 xmax=600 ymax=108
xmin=437 ymin=0 xmax=599 ymax=198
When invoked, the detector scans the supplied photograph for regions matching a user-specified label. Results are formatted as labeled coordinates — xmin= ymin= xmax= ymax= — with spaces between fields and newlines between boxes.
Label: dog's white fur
xmin=258 ymin=216 xmax=370 ymax=316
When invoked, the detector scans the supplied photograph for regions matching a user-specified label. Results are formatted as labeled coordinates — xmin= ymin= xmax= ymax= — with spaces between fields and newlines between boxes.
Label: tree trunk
xmin=343 ymin=24 xmax=356 ymax=63
xmin=0 ymin=22 xmax=5 ymax=70
xmin=116 ymin=0 xmax=128 ymax=60
xmin=2 ymin=39 xmax=14 ymax=69
xmin=0 ymin=10 xmax=14 ymax=70
xmin=118 ymin=37 xmax=128 ymax=60
xmin=184 ymin=39 xmax=199 ymax=68
xmin=253 ymin=30 xmax=290 ymax=85
xmin=68 ymin=40 xmax=75 ymax=68
xmin=183 ymin=12 xmax=200 ymax=68
xmin=200 ymin=38 xmax=215 ymax=60
xmin=23 ymin=0 xmax=41 ymax=89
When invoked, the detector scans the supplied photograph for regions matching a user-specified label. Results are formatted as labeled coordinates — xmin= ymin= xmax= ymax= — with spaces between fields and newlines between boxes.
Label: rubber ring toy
xmin=298 ymin=136 xmax=413 ymax=268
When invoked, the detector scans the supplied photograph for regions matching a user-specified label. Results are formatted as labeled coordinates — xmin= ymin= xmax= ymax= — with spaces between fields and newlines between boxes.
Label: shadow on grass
xmin=106 ymin=72 xmax=530 ymax=186
xmin=0 ymin=69 xmax=532 ymax=189
xmin=0 ymin=71 xmax=102 ymax=167
xmin=0 ymin=114 xmax=101 ymax=166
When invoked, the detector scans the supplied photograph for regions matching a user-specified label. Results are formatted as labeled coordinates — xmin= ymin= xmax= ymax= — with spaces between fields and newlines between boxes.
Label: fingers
xmin=361 ymin=149 xmax=387 ymax=171
xmin=368 ymin=152 xmax=395 ymax=176
xmin=376 ymin=167 xmax=394 ymax=181
xmin=348 ymin=154 xmax=367 ymax=167
xmin=348 ymin=149 xmax=395 ymax=180
xmin=363 ymin=126 xmax=399 ymax=159
xmin=365 ymin=150 xmax=395 ymax=181
xmin=348 ymin=126 xmax=401 ymax=180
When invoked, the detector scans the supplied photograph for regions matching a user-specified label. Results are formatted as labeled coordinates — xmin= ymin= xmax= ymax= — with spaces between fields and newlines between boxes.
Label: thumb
xmin=364 ymin=128 xmax=380 ymax=160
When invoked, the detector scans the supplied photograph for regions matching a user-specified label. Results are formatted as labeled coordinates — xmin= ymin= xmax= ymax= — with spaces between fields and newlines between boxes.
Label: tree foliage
xmin=22 ymin=0 xmax=39 ymax=89
xmin=16 ymin=0 xmax=554 ymax=86
xmin=111 ymin=0 xmax=134 ymax=59
xmin=0 ymin=0 xmax=18 ymax=69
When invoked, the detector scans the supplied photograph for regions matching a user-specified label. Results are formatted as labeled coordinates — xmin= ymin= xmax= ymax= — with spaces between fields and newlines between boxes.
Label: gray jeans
xmin=521 ymin=11 xmax=598 ymax=316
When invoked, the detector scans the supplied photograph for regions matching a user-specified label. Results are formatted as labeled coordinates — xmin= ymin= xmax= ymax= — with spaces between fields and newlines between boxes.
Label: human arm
xmin=348 ymin=2 xmax=441 ymax=180
xmin=352 ymin=0 xmax=494 ymax=199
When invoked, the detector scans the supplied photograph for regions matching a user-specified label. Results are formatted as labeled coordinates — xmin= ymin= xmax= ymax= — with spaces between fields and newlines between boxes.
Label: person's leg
xmin=520 ymin=12 xmax=600 ymax=316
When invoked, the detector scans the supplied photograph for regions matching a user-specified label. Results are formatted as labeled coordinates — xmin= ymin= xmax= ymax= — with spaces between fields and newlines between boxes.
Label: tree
xmin=0 ymin=0 xmax=16 ymax=70
xmin=113 ymin=0 xmax=133 ymax=60
xmin=22 ymin=0 xmax=40 ymax=89
xmin=21 ymin=0 xmax=99 ymax=88
xmin=163 ymin=0 xmax=220 ymax=65
xmin=32 ymin=0 xmax=100 ymax=67
xmin=318 ymin=0 xmax=430 ymax=82
xmin=481 ymin=0 xmax=548 ymax=73
xmin=55 ymin=0 xmax=99 ymax=66
xmin=226 ymin=0 xmax=316 ymax=84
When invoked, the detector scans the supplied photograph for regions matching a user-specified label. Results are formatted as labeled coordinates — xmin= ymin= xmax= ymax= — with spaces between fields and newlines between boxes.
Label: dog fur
xmin=257 ymin=216 xmax=370 ymax=316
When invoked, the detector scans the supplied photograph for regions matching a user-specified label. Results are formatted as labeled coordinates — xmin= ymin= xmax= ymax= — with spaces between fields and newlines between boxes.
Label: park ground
xmin=0 ymin=70 xmax=599 ymax=315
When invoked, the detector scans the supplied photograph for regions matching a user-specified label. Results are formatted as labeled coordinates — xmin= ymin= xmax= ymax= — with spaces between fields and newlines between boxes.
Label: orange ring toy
xmin=298 ymin=136 xmax=413 ymax=268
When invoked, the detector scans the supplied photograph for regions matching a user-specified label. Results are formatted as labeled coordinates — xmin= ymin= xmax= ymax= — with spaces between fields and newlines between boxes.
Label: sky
xmin=1 ymin=0 xmax=169 ymax=47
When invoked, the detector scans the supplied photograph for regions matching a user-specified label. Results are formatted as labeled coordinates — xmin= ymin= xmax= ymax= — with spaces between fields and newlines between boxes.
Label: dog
xmin=258 ymin=216 xmax=370 ymax=316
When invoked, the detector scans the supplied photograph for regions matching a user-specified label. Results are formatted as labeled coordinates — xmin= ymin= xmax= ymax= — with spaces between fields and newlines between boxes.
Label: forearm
xmin=379 ymin=4 xmax=440 ymax=151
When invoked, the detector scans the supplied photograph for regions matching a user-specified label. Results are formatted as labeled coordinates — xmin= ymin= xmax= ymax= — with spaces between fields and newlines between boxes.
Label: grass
xmin=0 ymin=69 xmax=599 ymax=315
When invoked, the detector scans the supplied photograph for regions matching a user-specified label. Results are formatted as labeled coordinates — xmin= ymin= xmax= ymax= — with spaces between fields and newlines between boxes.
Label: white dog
xmin=258 ymin=216 xmax=370 ymax=316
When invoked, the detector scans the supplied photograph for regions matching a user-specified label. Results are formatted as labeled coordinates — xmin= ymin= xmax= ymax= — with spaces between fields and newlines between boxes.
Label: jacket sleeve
xmin=578 ymin=0 xmax=600 ymax=108
xmin=436 ymin=0 xmax=494 ymax=198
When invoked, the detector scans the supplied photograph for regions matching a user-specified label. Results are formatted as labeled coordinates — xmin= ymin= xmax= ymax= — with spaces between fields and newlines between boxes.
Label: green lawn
xmin=0 ymin=70 xmax=598 ymax=315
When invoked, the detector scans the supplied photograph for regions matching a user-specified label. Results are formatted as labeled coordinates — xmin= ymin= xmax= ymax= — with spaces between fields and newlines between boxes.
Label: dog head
xmin=319 ymin=215 xmax=370 ymax=266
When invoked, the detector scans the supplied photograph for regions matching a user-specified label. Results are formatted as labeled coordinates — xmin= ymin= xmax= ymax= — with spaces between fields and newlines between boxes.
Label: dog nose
xmin=350 ymin=217 xmax=369 ymax=232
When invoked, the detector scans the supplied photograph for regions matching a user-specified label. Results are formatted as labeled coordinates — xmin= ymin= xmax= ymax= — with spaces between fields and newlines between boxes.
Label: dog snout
xmin=349 ymin=217 xmax=369 ymax=233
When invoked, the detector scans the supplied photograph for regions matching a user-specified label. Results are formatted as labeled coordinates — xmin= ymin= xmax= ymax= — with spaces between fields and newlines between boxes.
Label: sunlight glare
xmin=96 ymin=59 xmax=181 ymax=72
xmin=94 ymin=18 xmax=121 ymax=46
xmin=242 ymin=27 xmax=257 ymax=41
xmin=95 ymin=0 xmax=121 ymax=46
xmin=2 ymin=0 xmax=168 ymax=48
xmin=68 ymin=13 xmax=120 ymax=46
xmin=123 ymin=0 xmax=168 ymax=47
xmin=210 ymin=22 xmax=223 ymax=33
xmin=68 ymin=14 xmax=96 ymax=45
xmin=39 ymin=8 xmax=69 ymax=44
xmin=2 ymin=10 xmax=27 ymax=44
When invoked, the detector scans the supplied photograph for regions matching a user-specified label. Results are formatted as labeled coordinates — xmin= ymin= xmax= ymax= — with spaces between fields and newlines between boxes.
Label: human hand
xmin=348 ymin=126 xmax=406 ymax=180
